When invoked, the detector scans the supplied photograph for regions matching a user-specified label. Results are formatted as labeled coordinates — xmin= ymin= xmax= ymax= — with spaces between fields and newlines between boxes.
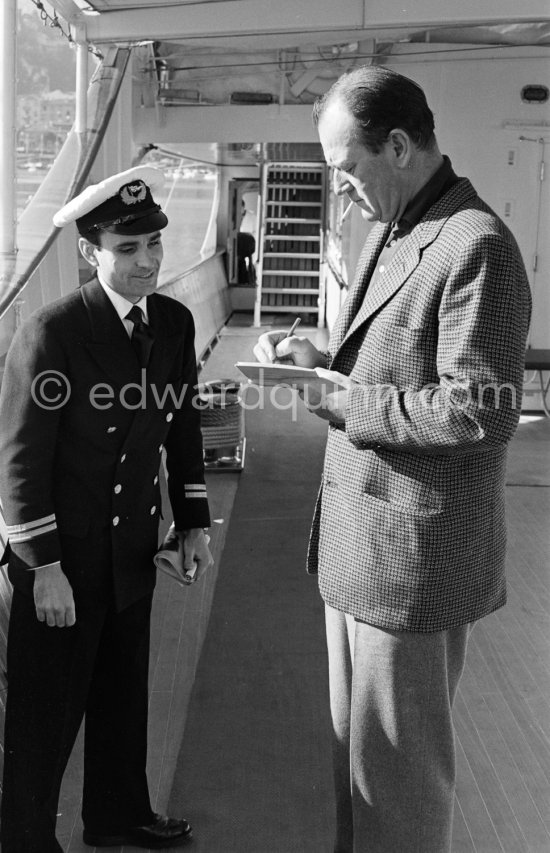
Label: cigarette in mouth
xmin=342 ymin=201 xmax=354 ymax=221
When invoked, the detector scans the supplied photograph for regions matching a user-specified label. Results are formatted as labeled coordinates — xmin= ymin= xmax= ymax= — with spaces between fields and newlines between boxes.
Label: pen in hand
xmin=274 ymin=317 xmax=301 ymax=363
xmin=283 ymin=317 xmax=301 ymax=340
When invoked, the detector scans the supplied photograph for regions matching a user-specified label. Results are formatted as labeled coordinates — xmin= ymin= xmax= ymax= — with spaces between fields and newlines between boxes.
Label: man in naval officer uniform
xmin=0 ymin=166 xmax=212 ymax=850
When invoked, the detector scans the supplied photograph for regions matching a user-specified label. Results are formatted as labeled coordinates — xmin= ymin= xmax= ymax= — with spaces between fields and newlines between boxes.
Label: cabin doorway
xmin=227 ymin=179 xmax=260 ymax=287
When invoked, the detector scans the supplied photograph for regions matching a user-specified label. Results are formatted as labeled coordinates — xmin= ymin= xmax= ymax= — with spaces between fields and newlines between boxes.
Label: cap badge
xmin=120 ymin=181 xmax=147 ymax=206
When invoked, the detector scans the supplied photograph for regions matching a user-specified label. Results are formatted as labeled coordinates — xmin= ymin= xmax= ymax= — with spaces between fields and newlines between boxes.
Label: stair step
xmin=261 ymin=287 xmax=319 ymax=295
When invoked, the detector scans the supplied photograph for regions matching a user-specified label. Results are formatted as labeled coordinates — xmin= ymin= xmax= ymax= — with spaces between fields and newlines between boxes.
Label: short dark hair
xmin=312 ymin=66 xmax=435 ymax=154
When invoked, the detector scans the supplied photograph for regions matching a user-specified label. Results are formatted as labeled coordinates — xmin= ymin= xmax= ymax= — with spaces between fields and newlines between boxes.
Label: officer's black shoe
xmin=83 ymin=813 xmax=193 ymax=848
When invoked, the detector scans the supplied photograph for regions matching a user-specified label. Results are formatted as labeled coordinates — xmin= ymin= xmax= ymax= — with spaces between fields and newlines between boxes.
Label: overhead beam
xmin=47 ymin=0 xmax=87 ymax=26
xmin=84 ymin=0 xmax=550 ymax=44
xmin=360 ymin=0 xmax=550 ymax=29
xmin=86 ymin=0 xmax=362 ymax=43
xmin=133 ymin=105 xmax=318 ymax=144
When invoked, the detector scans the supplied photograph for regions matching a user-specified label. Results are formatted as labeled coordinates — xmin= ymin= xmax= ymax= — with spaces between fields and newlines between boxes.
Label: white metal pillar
xmin=0 ymin=0 xmax=18 ymax=275
xmin=74 ymin=26 xmax=89 ymax=137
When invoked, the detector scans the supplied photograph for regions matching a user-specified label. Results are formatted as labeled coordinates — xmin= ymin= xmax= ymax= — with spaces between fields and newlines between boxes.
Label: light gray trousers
xmin=325 ymin=604 xmax=471 ymax=853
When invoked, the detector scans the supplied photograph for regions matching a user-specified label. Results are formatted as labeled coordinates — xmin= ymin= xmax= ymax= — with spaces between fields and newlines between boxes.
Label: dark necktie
xmin=126 ymin=305 xmax=154 ymax=368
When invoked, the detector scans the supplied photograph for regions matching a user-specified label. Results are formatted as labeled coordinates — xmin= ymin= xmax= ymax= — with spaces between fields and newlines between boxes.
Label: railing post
xmin=0 ymin=0 xmax=18 ymax=283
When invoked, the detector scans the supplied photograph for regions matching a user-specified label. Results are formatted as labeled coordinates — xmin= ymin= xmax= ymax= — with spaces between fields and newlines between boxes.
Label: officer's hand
xmin=179 ymin=528 xmax=214 ymax=584
xmin=253 ymin=330 xmax=325 ymax=368
xmin=33 ymin=562 xmax=76 ymax=627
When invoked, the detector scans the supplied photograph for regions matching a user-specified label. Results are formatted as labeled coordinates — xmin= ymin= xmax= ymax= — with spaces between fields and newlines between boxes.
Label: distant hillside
xmin=17 ymin=7 xmax=76 ymax=96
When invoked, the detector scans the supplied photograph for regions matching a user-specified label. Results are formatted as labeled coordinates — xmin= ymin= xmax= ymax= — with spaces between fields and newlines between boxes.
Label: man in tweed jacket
xmin=255 ymin=67 xmax=531 ymax=853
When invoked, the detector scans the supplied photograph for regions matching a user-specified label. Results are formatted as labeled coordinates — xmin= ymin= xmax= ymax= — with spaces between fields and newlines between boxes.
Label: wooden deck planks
xmin=452 ymin=419 xmax=550 ymax=852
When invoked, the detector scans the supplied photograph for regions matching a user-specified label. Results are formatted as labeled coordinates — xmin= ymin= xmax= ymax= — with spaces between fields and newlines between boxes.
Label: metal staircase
xmin=254 ymin=161 xmax=326 ymax=327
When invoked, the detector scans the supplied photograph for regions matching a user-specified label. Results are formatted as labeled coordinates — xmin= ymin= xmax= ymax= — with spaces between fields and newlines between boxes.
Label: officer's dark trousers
xmin=0 ymin=588 xmax=155 ymax=852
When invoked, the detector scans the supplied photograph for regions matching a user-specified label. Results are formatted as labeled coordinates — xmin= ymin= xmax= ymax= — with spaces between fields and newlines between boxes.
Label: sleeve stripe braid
xmin=7 ymin=517 xmax=58 ymax=542
xmin=6 ymin=513 xmax=56 ymax=533
xmin=185 ymin=483 xmax=208 ymax=498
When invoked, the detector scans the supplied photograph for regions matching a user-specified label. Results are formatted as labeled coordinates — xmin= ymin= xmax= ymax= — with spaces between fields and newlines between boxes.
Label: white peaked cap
xmin=53 ymin=165 xmax=166 ymax=228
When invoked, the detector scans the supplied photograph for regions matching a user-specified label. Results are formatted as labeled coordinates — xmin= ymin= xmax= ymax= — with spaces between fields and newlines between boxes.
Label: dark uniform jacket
xmin=307 ymin=178 xmax=531 ymax=632
xmin=0 ymin=278 xmax=210 ymax=610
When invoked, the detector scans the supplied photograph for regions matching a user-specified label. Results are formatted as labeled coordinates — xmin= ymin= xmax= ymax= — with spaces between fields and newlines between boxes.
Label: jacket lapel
xmin=80 ymin=278 xmax=141 ymax=387
xmin=344 ymin=235 xmax=422 ymax=341
xmin=329 ymin=223 xmax=390 ymax=353
xmin=333 ymin=178 xmax=477 ymax=354
xmin=80 ymin=281 xmax=187 ymax=403
xmin=144 ymin=294 xmax=184 ymax=393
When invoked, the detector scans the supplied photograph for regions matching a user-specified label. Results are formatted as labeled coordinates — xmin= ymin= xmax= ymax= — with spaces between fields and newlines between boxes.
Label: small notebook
xmin=235 ymin=362 xmax=324 ymax=386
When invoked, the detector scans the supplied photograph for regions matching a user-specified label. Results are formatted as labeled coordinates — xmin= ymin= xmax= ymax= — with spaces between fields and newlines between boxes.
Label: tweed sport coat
xmin=0 ymin=278 xmax=210 ymax=611
xmin=307 ymin=178 xmax=531 ymax=632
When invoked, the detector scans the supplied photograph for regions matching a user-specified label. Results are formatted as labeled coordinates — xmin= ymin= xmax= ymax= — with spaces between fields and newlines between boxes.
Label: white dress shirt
xmin=98 ymin=276 xmax=149 ymax=335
